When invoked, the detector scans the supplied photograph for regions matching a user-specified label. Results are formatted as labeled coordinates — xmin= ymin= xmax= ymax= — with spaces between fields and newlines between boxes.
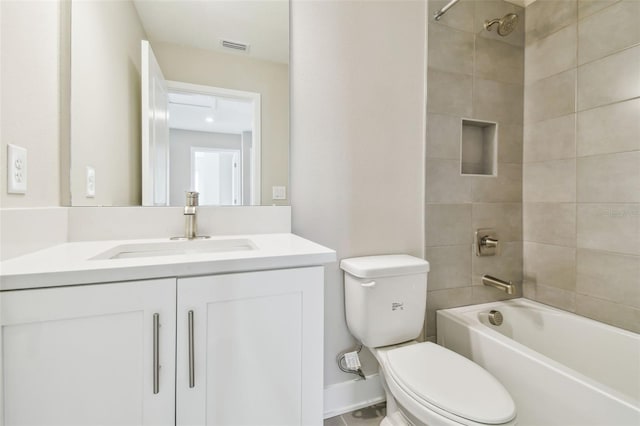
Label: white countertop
xmin=0 ymin=233 xmax=336 ymax=291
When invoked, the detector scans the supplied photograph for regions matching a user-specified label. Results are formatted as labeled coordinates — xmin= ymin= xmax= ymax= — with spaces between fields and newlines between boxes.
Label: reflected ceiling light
xmin=205 ymin=117 xmax=214 ymax=123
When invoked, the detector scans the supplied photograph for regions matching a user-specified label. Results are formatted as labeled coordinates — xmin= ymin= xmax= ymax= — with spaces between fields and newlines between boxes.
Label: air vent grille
xmin=220 ymin=40 xmax=249 ymax=53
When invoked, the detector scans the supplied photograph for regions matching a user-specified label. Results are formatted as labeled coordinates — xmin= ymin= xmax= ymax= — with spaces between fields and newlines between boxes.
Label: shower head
xmin=484 ymin=13 xmax=519 ymax=36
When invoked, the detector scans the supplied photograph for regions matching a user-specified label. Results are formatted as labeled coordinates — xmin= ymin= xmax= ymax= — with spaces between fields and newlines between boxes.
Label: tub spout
xmin=482 ymin=275 xmax=516 ymax=295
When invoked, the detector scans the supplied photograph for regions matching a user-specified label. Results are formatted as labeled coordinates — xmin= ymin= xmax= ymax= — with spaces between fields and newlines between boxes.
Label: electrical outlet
xmin=7 ymin=144 xmax=27 ymax=194
xmin=272 ymin=186 xmax=286 ymax=200
xmin=86 ymin=166 xmax=96 ymax=198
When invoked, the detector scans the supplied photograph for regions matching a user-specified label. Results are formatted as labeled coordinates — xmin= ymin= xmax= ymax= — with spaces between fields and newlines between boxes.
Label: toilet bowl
xmin=374 ymin=342 xmax=516 ymax=425
xmin=341 ymin=255 xmax=517 ymax=426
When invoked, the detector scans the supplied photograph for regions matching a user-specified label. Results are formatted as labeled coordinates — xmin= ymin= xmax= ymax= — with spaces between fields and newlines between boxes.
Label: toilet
xmin=341 ymin=254 xmax=517 ymax=426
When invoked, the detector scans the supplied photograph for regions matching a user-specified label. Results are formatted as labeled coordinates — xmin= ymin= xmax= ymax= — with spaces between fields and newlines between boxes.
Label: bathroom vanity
xmin=0 ymin=234 xmax=335 ymax=426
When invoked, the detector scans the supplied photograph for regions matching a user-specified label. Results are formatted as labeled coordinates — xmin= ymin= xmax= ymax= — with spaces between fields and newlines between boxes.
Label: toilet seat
xmin=377 ymin=342 xmax=516 ymax=426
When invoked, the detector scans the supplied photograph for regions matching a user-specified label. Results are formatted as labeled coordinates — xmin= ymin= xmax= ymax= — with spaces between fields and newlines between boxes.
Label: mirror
xmin=69 ymin=0 xmax=289 ymax=206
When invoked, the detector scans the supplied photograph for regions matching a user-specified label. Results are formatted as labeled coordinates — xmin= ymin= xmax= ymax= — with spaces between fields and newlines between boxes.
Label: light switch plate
xmin=7 ymin=144 xmax=27 ymax=194
xmin=272 ymin=186 xmax=286 ymax=200
xmin=86 ymin=166 xmax=96 ymax=198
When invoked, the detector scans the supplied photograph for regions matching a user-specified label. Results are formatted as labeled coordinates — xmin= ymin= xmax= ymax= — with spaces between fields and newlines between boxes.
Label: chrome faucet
xmin=482 ymin=275 xmax=516 ymax=295
xmin=171 ymin=191 xmax=210 ymax=240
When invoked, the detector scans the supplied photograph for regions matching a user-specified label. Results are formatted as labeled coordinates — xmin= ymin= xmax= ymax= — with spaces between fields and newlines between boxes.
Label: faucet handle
xmin=481 ymin=236 xmax=499 ymax=248
xmin=186 ymin=191 xmax=199 ymax=207
xmin=475 ymin=228 xmax=499 ymax=256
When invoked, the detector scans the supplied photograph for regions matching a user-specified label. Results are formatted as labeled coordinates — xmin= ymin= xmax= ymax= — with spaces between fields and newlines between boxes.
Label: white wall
xmin=290 ymin=0 xmax=426 ymax=393
xmin=70 ymin=0 xmax=147 ymax=206
xmin=0 ymin=0 xmax=62 ymax=208
xmin=169 ymin=129 xmax=241 ymax=206
xmin=153 ymin=42 xmax=289 ymax=206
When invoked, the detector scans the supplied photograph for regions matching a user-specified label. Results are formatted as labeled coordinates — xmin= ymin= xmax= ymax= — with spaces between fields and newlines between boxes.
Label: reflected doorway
xmin=191 ymin=148 xmax=241 ymax=206
xmin=142 ymin=40 xmax=261 ymax=206
xmin=167 ymin=83 xmax=260 ymax=206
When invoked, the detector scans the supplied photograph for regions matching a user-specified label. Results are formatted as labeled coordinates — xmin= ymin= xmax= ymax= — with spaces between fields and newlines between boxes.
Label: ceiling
xmin=168 ymin=92 xmax=254 ymax=134
xmin=133 ymin=0 xmax=289 ymax=64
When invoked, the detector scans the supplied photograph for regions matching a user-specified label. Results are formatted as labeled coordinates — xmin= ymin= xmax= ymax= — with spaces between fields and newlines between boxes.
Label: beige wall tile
xmin=577 ymin=45 xmax=640 ymax=111
xmin=474 ymin=0 xmax=525 ymax=47
xmin=425 ymin=245 xmax=472 ymax=290
xmin=473 ymin=78 xmax=524 ymax=125
xmin=498 ymin=123 xmax=523 ymax=164
xmin=472 ymin=285 xmax=522 ymax=304
xmin=475 ymin=37 xmax=524 ymax=85
xmin=578 ymin=0 xmax=620 ymax=18
xmin=523 ymin=280 xmax=537 ymax=299
xmin=523 ymin=242 xmax=577 ymax=291
xmin=524 ymin=113 xmax=576 ymax=162
xmin=472 ymin=241 xmax=523 ymax=286
xmin=577 ymin=151 xmax=640 ymax=203
xmin=525 ymin=24 xmax=577 ymax=84
xmin=425 ymin=203 xmax=472 ymax=246
xmin=426 ymin=287 xmax=473 ymax=336
xmin=429 ymin=0 xmax=475 ymax=33
xmin=523 ymin=202 xmax=576 ymax=247
xmin=472 ymin=202 xmax=522 ymax=242
xmin=577 ymin=203 xmax=640 ymax=255
xmin=575 ymin=294 xmax=640 ymax=333
xmin=471 ymin=163 xmax=522 ymax=203
xmin=427 ymin=69 xmax=473 ymax=116
xmin=577 ymin=98 xmax=640 ymax=156
xmin=578 ymin=0 xmax=640 ymax=65
xmin=535 ymin=284 xmax=577 ymax=312
xmin=520 ymin=0 xmax=640 ymax=332
xmin=577 ymin=249 xmax=640 ymax=308
xmin=523 ymin=159 xmax=576 ymax=203
xmin=427 ymin=113 xmax=461 ymax=159
xmin=524 ymin=69 xmax=576 ymax=124
xmin=428 ymin=24 xmax=474 ymax=74
xmin=426 ymin=159 xmax=473 ymax=203
xmin=526 ymin=0 xmax=577 ymax=43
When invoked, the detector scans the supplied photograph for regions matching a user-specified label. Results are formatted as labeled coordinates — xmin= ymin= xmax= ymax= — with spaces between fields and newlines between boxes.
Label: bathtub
xmin=436 ymin=298 xmax=640 ymax=426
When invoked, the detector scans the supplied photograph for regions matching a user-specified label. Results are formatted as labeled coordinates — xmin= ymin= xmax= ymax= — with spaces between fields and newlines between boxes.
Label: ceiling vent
xmin=220 ymin=39 xmax=250 ymax=53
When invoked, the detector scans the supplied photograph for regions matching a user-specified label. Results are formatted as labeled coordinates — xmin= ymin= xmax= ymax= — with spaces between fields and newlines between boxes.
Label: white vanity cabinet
xmin=1 ymin=267 xmax=325 ymax=426
xmin=176 ymin=267 xmax=324 ymax=426
xmin=0 ymin=278 xmax=176 ymax=426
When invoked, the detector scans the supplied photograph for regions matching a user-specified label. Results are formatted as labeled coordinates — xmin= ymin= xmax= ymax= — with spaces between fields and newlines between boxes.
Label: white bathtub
xmin=436 ymin=298 xmax=640 ymax=426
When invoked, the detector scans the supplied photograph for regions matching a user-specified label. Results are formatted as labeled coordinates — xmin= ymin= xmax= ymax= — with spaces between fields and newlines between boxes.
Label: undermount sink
xmin=91 ymin=238 xmax=257 ymax=260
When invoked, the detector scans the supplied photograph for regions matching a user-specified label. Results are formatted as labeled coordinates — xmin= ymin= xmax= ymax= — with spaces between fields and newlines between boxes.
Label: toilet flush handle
xmin=360 ymin=280 xmax=376 ymax=288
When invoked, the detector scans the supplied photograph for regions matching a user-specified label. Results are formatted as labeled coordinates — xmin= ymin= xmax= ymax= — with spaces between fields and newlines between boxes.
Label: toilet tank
xmin=340 ymin=255 xmax=429 ymax=348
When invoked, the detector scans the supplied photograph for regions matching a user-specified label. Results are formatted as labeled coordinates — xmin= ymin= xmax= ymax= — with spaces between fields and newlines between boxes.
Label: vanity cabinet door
xmin=176 ymin=267 xmax=324 ymax=426
xmin=1 ymin=279 xmax=176 ymax=426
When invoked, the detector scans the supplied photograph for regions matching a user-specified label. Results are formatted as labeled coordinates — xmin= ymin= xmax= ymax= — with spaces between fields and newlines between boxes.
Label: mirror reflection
xmin=69 ymin=0 xmax=289 ymax=207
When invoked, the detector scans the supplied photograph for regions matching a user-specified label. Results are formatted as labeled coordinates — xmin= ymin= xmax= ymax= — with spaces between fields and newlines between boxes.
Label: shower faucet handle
xmin=481 ymin=236 xmax=499 ymax=248
xmin=475 ymin=228 xmax=499 ymax=256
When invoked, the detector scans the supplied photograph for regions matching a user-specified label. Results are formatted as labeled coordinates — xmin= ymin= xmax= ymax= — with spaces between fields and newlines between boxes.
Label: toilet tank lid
xmin=340 ymin=255 xmax=429 ymax=278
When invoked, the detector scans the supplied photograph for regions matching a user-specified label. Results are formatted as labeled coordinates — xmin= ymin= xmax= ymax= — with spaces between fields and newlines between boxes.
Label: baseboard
xmin=323 ymin=373 xmax=386 ymax=419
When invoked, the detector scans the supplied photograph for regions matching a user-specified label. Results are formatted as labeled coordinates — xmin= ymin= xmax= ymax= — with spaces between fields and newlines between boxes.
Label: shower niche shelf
xmin=460 ymin=119 xmax=498 ymax=176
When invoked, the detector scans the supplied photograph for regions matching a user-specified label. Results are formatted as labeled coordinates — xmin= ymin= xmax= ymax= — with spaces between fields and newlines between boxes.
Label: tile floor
xmin=324 ymin=403 xmax=386 ymax=426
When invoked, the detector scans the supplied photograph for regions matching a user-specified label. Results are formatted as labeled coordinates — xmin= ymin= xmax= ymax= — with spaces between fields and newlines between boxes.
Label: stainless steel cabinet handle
xmin=153 ymin=313 xmax=160 ymax=394
xmin=188 ymin=310 xmax=195 ymax=388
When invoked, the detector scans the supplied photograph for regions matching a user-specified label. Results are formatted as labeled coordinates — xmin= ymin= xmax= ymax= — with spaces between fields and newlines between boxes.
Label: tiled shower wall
xmin=522 ymin=0 xmax=640 ymax=332
xmin=425 ymin=0 xmax=525 ymax=339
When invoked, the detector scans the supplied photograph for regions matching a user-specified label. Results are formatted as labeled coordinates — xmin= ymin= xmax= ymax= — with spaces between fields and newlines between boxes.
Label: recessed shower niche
xmin=460 ymin=119 xmax=498 ymax=176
